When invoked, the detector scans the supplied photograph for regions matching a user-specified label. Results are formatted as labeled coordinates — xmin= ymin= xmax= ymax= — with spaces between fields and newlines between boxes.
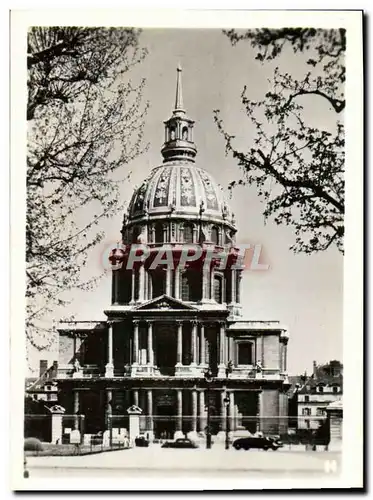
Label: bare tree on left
xmin=26 ymin=27 xmax=148 ymax=353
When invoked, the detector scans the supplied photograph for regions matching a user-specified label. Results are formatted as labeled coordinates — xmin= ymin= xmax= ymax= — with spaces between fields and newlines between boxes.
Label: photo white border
xmin=9 ymin=8 xmax=364 ymax=491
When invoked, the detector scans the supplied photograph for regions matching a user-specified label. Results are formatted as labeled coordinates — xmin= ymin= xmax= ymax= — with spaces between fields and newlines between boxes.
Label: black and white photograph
xmin=9 ymin=8 xmax=363 ymax=491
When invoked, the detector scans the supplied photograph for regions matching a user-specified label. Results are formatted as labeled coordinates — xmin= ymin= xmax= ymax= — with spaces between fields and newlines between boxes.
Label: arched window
xmin=211 ymin=226 xmax=219 ymax=245
xmin=132 ymin=226 xmax=140 ymax=243
xmin=214 ymin=275 xmax=223 ymax=303
xmin=182 ymin=126 xmax=188 ymax=141
xmin=181 ymin=271 xmax=190 ymax=301
xmin=225 ymin=272 xmax=232 ymax=304
xmin=183 ymin=223 xmax=194 ymax=243
xmin=118 ymin=270 xmax=131 ymax=304
xmin=181 ymin=269 xmax=202 ymax=302
xmin=155 ymin=223 xmax=164 ymax=244
xmin=134 ymin=269 xmax=140 ymax=300
xmin=170 ymin=127 xmax=176 ymax=140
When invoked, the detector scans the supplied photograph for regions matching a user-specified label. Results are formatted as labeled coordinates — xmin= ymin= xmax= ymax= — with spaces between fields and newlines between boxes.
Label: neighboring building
xmin=293 ymin=361 xmax=343 ymax=430
xmin=26 ymin=360 xmax=59 ymax=403
xmin=55 ymin=67 xmax=290 ymax=439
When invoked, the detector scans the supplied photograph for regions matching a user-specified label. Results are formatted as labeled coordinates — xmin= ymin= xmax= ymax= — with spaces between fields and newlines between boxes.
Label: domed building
xmin=56 ymin=67 xmax=290 ymax=443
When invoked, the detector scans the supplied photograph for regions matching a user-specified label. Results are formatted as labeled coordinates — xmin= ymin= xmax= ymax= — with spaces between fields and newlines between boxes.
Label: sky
xmin=28 ymin=28 xmax=343 ymax=376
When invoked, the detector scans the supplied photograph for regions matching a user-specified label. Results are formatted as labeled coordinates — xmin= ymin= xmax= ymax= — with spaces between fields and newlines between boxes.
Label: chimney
xmin=313 ymin=360 xmax=317 ymax=377
xmin=39 ymin=359 xmax=48 ymax=378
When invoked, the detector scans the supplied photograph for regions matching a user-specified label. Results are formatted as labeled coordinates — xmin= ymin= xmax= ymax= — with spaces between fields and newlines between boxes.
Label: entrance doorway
xmin=154 ymin=405 xmax=176 ymax=439
xmin=155 ymin=324 xmax=177 ymax=376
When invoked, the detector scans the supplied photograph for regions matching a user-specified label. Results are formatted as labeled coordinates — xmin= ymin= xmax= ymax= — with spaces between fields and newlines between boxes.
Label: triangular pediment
xmin=134 ymin=295 xmax=197 ymax=311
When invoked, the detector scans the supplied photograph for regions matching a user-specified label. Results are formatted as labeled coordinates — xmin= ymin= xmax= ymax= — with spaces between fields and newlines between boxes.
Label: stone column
xmin=75 ymin=336 xmax=82 ymax=359
xmin=231 ymin=270 xmax=236 ymax=304
xmin=175 ymin=267 xmax=180 ymax=299
xmin=229 ymin=391 xmax=235 ymax=432
xmin=112 ymin=269 xmax=120 ymax=305
xmin=144 ymin=269 xmax=148 ymax=301
xmin=177 ymin=389 xmax=183 ymax=432
xmin=147 ymin=389 xmax=154 ymax=438
xmin=218 ymin=322 xmax=226 ymax=377
xmin=147 ymin=272 xmax=152 ymax=300
xmin=284 ymin=344 xmax=287 ymax=372
xmin=191 ymin=321 xmax=197 ymax=365
xmin=192 ymin=390 xmax=198 ymax=432
xmin=166 ymin=268 xmax=171 ymax=296
xmin=138 ymin=265 xmax=145 ymax=302
xmin=229 ymin=336 xmax=234 ymax=365
xmin=200 ymin=323 xmax=206 ymax=366
xmin=105 ymin=389 xmax=113 ymax=433
xmin=105 ymin=322 xmax=114 ymax=377
xmin=147 ymin=321 xmax=154 ymax=366
xmin=131 ymin=270 xmax=135 ymax=303
xmin=192 ymin=225 xmax=198 ymax=243
xmin=220 ymin=390 xmax=227 ymax=431
xmin=133 ymin=389 xmax=139 ymax=407
xmin=199 ymin=390 xmax=206 ymax=432
xmin=176 ymin=321 xmax=183 ymax=366
xmin=73 ymin=390 xmax=80 ymax=430
xmin=279 ymin=343 xmax=284 ymax=372
xmin=256 ymin=336 xmax=263 ymax=365
xmin=257 ymin=391 xmax=262 ymax=432
xmin=133 ymin=321 xmax=139 ymax=365
xmin=237 ymin=272 xmax=242 ymax=303
xmin=202 ymin=269 xmax=206 ymax=300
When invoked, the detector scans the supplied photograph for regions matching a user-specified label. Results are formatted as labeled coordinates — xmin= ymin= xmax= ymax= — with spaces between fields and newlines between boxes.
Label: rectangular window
xmin=302 ymin=408 xmax=311 ymax=416
xmin=238 ymin=343 xmax=253 ymax=365
xmin=316 ymin=407 xmax=324 ymax=416
xmin=305 ymin=395 xmax=309 ymax=402
xmin=333 ymin=386 xmax=339 ymax=394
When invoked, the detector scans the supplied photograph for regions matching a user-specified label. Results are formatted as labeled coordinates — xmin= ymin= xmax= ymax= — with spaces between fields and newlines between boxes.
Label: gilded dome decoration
xmin=124 ymin=66 xmax=236 ymax=236
xmin=128 ymin=163 xmax=233 ymax=224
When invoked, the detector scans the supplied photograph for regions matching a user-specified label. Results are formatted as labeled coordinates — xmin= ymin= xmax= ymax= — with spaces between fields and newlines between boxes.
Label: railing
xmin=57 ymin=364 xmax=286 ymax=380
xmin=24 ymin=414 xmax=333 ymax=452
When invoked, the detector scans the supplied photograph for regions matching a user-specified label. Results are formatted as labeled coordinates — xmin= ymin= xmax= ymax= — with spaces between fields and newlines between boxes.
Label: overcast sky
xmin=29 ymin=28 xmax=343 ymax=376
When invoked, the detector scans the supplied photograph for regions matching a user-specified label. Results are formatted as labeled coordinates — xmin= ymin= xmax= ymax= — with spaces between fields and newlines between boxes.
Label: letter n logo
xmin=324 ymin=459 xmax=338 ymax=474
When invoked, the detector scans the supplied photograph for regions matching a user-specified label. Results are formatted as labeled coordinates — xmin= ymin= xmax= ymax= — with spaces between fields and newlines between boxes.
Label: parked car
xmin=233 ymin=435 xmax=283 ymax=451
xmin=135 ymin=436 xmax=149 ymax=447
xmin=91 ymin=431 xmax=103 ymax=446
xmin=161 ymin=438 xmax=198 ymax=449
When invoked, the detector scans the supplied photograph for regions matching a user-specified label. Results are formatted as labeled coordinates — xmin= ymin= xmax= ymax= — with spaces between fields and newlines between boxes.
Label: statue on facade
xmin=226 ymin=360 xmax=233 ymax=378
xmin=222 ymin=202 xmax=229 ymax=220
xmin=255 ymin=360 xmax=263 ymax=373
xmin=199 ymin=200 xmax=205 ymax=216
xmin=122 ymin=212 xmax=128 ymax=226
xmin=73 ymin=358 xmax=81 ymax=373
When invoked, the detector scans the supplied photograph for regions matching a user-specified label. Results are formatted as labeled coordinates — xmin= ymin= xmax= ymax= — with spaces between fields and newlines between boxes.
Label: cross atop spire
xmin=174 ymin=64 xmax=184 ymax=113
xmin=161 ymin=66 xmax=196 ymax=163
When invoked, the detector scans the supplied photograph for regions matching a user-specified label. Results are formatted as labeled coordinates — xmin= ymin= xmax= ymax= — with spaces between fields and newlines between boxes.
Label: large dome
xmin=128 ymin=160 xmax=234 ymax=224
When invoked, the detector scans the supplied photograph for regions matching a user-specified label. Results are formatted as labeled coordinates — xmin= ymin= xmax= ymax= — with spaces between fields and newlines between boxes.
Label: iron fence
xmin=24 ymin=413 xmax=332 ymax=452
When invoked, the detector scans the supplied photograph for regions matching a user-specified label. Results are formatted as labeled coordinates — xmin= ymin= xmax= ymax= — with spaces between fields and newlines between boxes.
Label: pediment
xmin=127 ymin=404 xmax=143 ymax=415
xmin=134 ymin=295 xmax=197 ymax=311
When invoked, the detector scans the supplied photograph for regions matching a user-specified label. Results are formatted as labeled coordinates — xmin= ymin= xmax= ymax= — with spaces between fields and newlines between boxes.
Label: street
xmin=26 ymin=444 xmax=342 ymax=479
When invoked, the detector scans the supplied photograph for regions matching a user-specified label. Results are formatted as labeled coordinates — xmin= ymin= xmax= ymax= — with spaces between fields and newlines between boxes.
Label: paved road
xmin=26 ymin=445 xmax=341 ymax=479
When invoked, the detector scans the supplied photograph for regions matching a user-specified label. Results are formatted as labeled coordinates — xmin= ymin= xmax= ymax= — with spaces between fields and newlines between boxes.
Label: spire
xmin=174 ymin=64 xmax=184 ymax=113
xmin=161 ymin=66 xmax=197 ymax=163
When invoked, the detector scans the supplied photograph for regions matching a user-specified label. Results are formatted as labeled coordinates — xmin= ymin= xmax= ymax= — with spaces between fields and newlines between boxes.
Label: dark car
xmin=135 ymin=436 xmax=149 ymax=447
xmin=161 ymin=438 xmax=198 ymax=449
xmin=233 ymin=435 xmax=283 ymax=451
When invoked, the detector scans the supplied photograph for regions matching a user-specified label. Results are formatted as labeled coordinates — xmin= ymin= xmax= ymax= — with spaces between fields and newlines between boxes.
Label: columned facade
xmin=56 ymin=66 xmax=290 ymax=441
